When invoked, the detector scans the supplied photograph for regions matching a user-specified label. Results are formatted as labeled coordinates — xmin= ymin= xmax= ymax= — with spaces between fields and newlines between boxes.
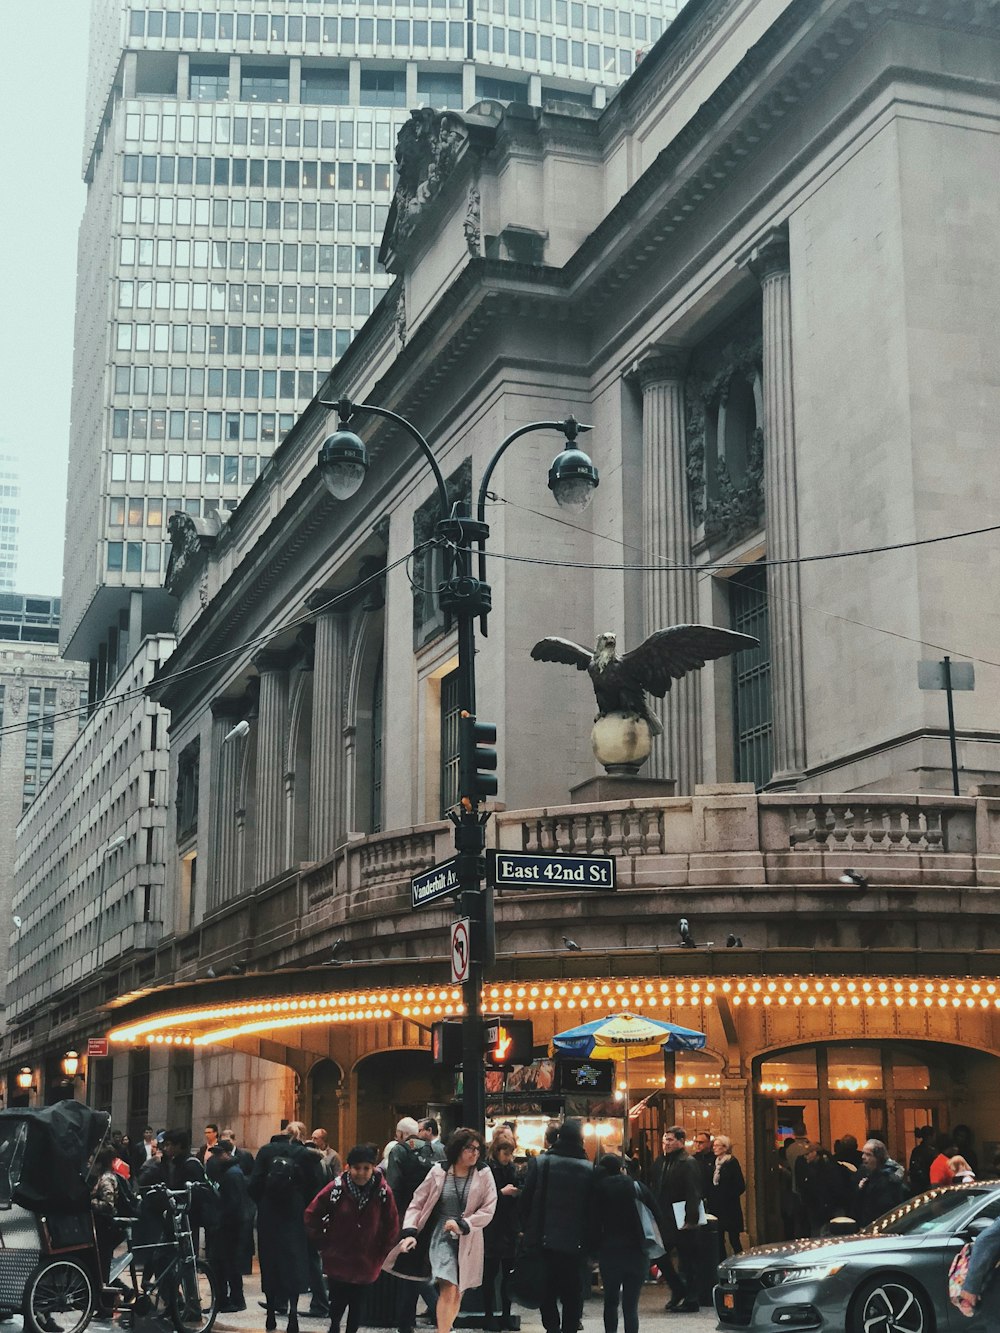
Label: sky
xmin=0 ymin=3 xmax=90 ymax=597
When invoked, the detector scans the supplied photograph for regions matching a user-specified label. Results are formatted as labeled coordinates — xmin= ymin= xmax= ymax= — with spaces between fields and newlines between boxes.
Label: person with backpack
xmin=590 ymin=1154 xmax=667 ymax=1333
xmin=304 ymin=1145 xmax=399 ymax=1333
xmin=385 ymin=1119 xmax=438 ymax=1333
xmin=249 ymin=1121 xmax=327 ymax=1333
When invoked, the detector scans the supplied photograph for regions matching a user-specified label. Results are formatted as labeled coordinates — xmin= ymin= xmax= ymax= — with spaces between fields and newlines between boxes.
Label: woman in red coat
xmin=304 ymin=1144 xmax=399 ymax=1333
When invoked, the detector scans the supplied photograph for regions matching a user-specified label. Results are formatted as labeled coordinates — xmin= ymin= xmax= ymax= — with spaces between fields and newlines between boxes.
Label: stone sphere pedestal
xmin=591 ymin=711 xmax=653 ymax=776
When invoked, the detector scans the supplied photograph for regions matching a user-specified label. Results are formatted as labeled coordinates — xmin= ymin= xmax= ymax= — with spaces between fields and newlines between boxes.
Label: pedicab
xmin=0 ymin=1099 xmax=109 ymax=1333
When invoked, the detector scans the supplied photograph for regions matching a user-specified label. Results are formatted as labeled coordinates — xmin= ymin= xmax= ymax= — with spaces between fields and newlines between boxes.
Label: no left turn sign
xmin=451 ymin=917 xmax=471 ymax=985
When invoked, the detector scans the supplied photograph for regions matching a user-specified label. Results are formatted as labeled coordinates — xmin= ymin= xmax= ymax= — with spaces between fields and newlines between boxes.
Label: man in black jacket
xmin=854 ymin=1140 xmax=908 ymax=1226
xmin=519 ymin=1119 xmax=595 ymax=1333
xmin=650 ymin=1127 xmax=702 ymax=1313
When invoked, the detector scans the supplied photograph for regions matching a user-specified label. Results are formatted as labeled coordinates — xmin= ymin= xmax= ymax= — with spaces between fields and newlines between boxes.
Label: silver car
xmin=713 ymin=1183 xmax=1000 ymax=1332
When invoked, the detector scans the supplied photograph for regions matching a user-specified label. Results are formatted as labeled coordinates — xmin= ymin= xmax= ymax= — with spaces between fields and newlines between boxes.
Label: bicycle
xmin=24 ymin=1183 xmax=218 ymax=1333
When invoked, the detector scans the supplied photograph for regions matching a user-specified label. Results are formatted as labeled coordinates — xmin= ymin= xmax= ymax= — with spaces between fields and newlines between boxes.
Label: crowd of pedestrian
xmin=89 ymin=1114 xmax=993 ymax=1333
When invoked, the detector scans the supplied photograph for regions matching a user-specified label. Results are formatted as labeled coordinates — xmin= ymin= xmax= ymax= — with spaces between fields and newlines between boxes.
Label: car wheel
xmin=849 ymin=1276 xmax=931 ymax=1333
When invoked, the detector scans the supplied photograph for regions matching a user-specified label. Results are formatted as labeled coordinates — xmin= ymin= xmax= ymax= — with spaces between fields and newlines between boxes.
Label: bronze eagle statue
xmin=530 ymin=626 xmax=759 ymax=734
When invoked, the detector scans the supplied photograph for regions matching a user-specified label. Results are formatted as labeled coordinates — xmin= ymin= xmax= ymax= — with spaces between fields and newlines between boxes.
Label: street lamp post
xmin=317 ymin=396 xmax=599 ymax=1129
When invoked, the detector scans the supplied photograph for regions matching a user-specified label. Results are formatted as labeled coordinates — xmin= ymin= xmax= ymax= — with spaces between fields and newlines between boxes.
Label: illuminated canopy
xmin=105 ymin=974 xmax=1000 ymax=1047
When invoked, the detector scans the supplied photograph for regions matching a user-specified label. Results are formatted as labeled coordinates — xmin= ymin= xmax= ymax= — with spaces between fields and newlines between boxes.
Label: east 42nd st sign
xmin=489 ymin=850 xmax=616 ymax=891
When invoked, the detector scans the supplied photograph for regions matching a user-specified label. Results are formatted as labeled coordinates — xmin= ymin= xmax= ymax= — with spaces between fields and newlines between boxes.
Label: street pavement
xmin=202 ymin=1271 xmax=719 ymax=1333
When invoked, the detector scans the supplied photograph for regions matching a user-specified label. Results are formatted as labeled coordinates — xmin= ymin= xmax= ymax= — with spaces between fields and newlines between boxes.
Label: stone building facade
xmin=10 ymin=0 xmax=1000 ymax=1240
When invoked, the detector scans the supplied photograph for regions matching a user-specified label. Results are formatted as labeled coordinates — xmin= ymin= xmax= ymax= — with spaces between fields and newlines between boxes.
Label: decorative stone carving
xmin=464 ymin=186 xmax=482 ymax=256
xmin=165 ymin=510 xmax=222 ymax=597
xmin=382 ymin=108 xmax=471 ymax=263
xmin=684 ymin=307 xmax=765 ymax=545
xmin=395 ymin=290 xmax=407 ymax=348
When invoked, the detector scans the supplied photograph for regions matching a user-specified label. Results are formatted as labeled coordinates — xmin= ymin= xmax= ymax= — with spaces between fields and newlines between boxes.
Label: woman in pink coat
xmin=385 ymin=1127 xmax=497 ymax=1333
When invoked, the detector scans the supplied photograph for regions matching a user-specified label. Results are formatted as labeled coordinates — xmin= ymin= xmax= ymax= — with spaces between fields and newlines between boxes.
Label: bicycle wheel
xmin=169 ymin=1260 xmax=218 ymax=1333
xmin=23 ymin=1258 xmax=95 ymax=1333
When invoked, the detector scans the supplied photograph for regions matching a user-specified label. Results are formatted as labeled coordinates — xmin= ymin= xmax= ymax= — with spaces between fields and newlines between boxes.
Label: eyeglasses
xmin=464 ymin=1145 xmax=481 ymax=1153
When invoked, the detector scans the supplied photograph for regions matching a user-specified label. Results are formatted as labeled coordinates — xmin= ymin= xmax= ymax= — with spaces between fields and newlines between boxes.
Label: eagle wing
xmin=530 ymin=637 xmax=593 ymax=671
xmin=618 ymin=625 xmax=759 ymax=697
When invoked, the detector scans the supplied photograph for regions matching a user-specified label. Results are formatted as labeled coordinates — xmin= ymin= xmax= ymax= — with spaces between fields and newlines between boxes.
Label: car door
xmin=938 ymin=1194 xmax=1000 ymax=1332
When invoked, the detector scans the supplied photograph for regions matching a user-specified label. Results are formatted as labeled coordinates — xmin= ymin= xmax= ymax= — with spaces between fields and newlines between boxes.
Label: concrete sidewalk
xmin=208 ymin=1271 xmax=718 ymax=1333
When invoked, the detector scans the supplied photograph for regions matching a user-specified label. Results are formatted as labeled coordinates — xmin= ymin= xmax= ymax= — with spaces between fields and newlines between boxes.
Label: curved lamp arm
xmin=476 ymin=417 xmax=591 ymax=524
xmin=331 ymin=397 xmax=452 ymax=522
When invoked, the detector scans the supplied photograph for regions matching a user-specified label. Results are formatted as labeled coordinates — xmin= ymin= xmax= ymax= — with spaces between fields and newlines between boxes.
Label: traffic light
xmin=431 ymin=1019 xmax=463 ymax=1066
xmin=459 ymin=711 xmax=498 ymax=805
xmin=484 ymin=1017 xmax=533 ymax=1068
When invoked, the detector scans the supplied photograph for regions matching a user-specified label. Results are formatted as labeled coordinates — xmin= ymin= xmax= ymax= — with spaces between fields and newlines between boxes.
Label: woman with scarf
xmin=304 ymin=1144 xmax=399 ymax=1333
xmin=385 ymin=1127 xmax=497 ymax=1333
xmin=706 ymin=1135 xmax=745 ymax=1259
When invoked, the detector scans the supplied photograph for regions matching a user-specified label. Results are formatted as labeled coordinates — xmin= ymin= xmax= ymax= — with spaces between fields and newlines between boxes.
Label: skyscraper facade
xmin=63 ymin=0 xmax=683 ymax=693
xmin=0 ymin=456 xmax=20 ymax=594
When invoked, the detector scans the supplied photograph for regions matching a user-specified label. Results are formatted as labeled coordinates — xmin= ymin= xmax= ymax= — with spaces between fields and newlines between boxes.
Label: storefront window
xmin=827 ymin=1045 xmax=883 ymax=1093
xmin=759 ymin=1048 xmax=818 ymax=1091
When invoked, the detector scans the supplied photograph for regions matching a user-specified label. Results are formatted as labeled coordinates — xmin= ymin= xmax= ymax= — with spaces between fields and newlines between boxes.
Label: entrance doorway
xmin=309 ymin=1060 xmax=342 ymax=1147
xmin=354 ymin=1050 xmax=453 ymax=1150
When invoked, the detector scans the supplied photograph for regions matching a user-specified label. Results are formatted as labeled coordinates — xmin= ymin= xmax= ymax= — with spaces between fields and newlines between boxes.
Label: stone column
xmin=637 ymin=350 xmax=701 ymax=793
xmin=308 ymin=597 xmax=351 ymax=861
xmin=253 ymin=650 xmax=291 ymax=883
xmin=210 ymin=699 xmax=245 ymax=908
xmin=743 ymin=227 xmax=807 ymax=784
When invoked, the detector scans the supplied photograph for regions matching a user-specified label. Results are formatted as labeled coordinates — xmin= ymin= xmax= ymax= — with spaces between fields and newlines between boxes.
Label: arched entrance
xmin=308 ymin=1059 xmax=343 ymax=1147
xmin=354 ymin=1050 xmax=453 ymax=1151
xmin=751 ymin=1039 xmax=1000 ymax=1240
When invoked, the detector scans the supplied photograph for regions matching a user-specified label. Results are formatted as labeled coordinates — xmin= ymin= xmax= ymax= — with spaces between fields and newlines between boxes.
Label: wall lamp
xmin=16 ymin=1067 xmax=35 ymax=1092
xmin=61 ymin=1051 xmax=85 ymax=1082
xmin=838 ymin=869 xmax=870 ymax=890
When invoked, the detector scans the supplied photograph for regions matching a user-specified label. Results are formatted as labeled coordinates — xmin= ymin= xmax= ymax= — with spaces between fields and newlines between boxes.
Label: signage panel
xmin=450 ymin=917 xmax=471 ymax=985
xmin=490 ymin=851 xmax=616 ymax=891
xmin=411 ymin=857 xmax=460 ymax=910
xmin=87 ymin=1037 xmax=109 ymax=1058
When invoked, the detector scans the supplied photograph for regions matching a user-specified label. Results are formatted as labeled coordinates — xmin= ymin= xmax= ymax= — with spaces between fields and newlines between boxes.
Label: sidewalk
xmin=210 ymin=1272 xmax=718 ymax=1333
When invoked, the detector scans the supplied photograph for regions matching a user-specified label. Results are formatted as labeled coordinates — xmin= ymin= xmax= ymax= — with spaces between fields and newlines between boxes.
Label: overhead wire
xmin=0 ymin=543 xmax=433 ymax=739
xmin=8 ymin=507 xmax=998 ymax=741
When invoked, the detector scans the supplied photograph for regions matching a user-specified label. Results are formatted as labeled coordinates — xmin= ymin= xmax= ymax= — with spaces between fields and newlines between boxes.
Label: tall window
xmin=22 ymin=686 xmax=55 ymax=810
xmin=730 ymin=565 xmax=772 ymax=789
xmin=440 ymin=670 xmax=462 ymax=817
xmin=370 ymin=652 xmax=384 ymax=834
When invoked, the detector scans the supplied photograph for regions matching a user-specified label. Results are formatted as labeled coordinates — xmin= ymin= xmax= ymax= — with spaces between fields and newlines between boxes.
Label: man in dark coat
xmin=691 ymin=1132 xmax=715 ymax=1197
xmin=385 ymin=1119 xmax=437 ymax=1333
xmin=907 ymin=1126 xmax=936 ymax=1196
xmin=206 ymin=1141 xmax=252 ymax=1311
xmin=650 ymin=1126 xmax=702 ymax=1313
xmin=249 ymin=1121 xmax=328 ymax=1331
xmin=854 ymin=1139 xmax=908 ymax=1226
xmin=519 ymin=1118 xmax=595 ymax=1333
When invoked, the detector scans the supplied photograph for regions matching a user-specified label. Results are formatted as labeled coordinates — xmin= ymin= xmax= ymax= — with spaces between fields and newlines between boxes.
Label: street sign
xmin=411 ymin=857 xmax=460 ymax=910
xmin=87 ymin=1037 xmax=108 ymax=1058
xmin=918 ymin=660 xmax=975 ymax=691
xmin=451 ymin=917 xmax=471 ymax=984
xmin=490 ymin=850 xmax=617 ymax=891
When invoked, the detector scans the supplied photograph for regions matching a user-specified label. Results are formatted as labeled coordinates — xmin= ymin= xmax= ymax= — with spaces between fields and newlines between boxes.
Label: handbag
xmin=510 ymin=1157 xmax=550 ymax=1308
xmin=634 ymin=1181 xmax=666 ymax=1260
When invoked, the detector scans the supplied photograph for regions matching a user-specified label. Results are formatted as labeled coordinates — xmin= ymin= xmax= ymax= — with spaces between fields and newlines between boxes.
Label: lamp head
xmin=16 ymin=1067 xmax=33 ymax=1091
xmin=318 ymin=428 xmax=369 ymax=500
xmin=548 ymin=445 xmax=599 ymax=513
xmin=61 ymin=1051 xmax=80 ymax=1080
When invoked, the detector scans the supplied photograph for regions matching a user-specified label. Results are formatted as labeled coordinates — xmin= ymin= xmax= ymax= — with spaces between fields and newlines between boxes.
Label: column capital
xmin=738 ymin=224 xmax=790 ymax=284
xmin=252 ymin=647 xmax=297 ymax=675
xmin=305 ymin=589 xmax=351 ymax=616
xmin=630 ymin=346 xmax=689 ymax=390
xmin=210 ymin=696 xmax=247 ymax=720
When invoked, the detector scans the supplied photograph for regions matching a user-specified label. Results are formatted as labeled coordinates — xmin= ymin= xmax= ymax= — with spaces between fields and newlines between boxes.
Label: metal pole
xmin=943 ymin=656 xmax=960 ymax=796
xmin=454 ymin=535 xmax=487 ymax=1133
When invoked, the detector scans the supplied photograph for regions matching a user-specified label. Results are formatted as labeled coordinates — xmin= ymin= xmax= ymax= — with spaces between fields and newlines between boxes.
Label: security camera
xmin=224 ymin=719 xmax=251 ymax=743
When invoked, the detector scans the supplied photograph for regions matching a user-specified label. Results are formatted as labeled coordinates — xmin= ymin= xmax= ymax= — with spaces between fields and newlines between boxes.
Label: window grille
xmin=440 ymin=669 xmax=461 ymax=817
xmin=730 ymin=564 xmax=772 ymax=789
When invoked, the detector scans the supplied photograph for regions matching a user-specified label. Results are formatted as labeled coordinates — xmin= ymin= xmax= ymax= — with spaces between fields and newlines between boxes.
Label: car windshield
xmin=866 ymin=1187 xmax=992 ymax=1236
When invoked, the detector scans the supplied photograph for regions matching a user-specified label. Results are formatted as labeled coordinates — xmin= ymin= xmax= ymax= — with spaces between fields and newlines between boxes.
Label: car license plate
xmin=723 ymin=1294 xmax=735 ymax=1310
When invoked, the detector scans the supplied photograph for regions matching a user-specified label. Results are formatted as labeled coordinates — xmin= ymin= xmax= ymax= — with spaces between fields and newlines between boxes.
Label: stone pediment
xmin=378 ymin=105 xmax=499 ymax=273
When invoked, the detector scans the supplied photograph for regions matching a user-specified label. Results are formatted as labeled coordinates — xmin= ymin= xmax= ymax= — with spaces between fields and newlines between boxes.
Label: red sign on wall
xmin=87 ymin=1038 xmax=109 ymax=1058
